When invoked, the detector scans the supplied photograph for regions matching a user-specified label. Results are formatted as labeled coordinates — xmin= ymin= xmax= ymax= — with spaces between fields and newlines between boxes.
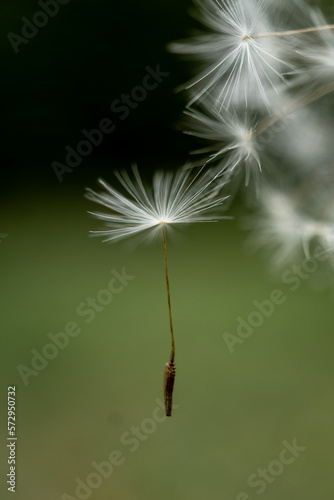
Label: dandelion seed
xmin=169 ymin=0 xmax=292 ymax=108
xmin=295 ymin=9 xmax=334 ymax=90
xmin=86 ymin=166 xmax=227 ymax=241
xmin=246 ymin=186 xmax=334 ymax=266
xmin=86 ymin=166 xmax=229 ymax=416
xmin=184 ymin=105 xmax=262 ymax=188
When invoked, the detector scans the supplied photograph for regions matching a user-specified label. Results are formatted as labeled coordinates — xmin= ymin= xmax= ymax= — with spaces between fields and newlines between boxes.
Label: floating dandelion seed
xmin=169 ymin=0 xmax=293 ymax=108
xmin=295 ymin=9 xmax=334 ymax=90
xmin=170 ymin=0 xmax=334 ymax=110
xmin=246 ymin=186 xmax=334 ymax=266
xmin=184 ymin=105 xmax=262 ymax=187
xmin=86 ymin=166 xmax=228 ymax=416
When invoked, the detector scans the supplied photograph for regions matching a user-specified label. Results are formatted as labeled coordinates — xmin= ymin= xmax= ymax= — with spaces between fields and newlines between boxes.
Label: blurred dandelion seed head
xmin=246 ymin=184 xmax=334 ymax=268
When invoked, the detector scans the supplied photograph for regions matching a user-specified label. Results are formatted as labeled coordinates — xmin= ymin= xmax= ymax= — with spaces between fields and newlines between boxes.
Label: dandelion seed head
xmin=169 ymin=0 xmax=293 ymax=108
xmin=294 ymin=8 xmax=334 ymax=87
xmin=246 ymin=186 xmax=334 ymax=266
xmin=85 ymin=166 xmax=228 ymax=244
xmin=234 ymin=125 xmax=254 ymax=152
xmin=184 ymin=103 xmax=262 ymax=189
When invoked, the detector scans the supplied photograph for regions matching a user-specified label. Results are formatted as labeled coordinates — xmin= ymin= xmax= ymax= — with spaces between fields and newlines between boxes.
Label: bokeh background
xmin=1 ymin=1 xmax=334 ymax=499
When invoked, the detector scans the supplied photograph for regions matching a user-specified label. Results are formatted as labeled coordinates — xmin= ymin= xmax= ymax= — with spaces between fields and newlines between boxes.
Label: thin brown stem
xmin=245 ymin=24 xmax=334 ymax=40
xmin=162 ymin=226 xmax=175 ymax=363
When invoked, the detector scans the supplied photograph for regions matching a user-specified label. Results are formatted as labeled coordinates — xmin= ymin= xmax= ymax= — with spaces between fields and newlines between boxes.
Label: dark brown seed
xmin=164 ymin=361 xmax=176 ymax=417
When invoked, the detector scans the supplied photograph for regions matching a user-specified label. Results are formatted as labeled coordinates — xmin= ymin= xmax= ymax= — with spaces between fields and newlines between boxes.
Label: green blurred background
xmin=1 ymin=1 xmax=334 ymax=499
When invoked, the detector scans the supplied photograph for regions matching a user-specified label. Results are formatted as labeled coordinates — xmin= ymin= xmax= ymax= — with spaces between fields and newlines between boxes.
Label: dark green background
xmin=0 ymin=0 xmax=195 ymax=192
xmin=1 ymin=1 xmax=334 ymax=499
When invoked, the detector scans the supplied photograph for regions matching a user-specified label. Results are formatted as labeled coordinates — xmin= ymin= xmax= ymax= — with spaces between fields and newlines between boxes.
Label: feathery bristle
xmin=86 ymin=166 xmax=228 ymax=244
